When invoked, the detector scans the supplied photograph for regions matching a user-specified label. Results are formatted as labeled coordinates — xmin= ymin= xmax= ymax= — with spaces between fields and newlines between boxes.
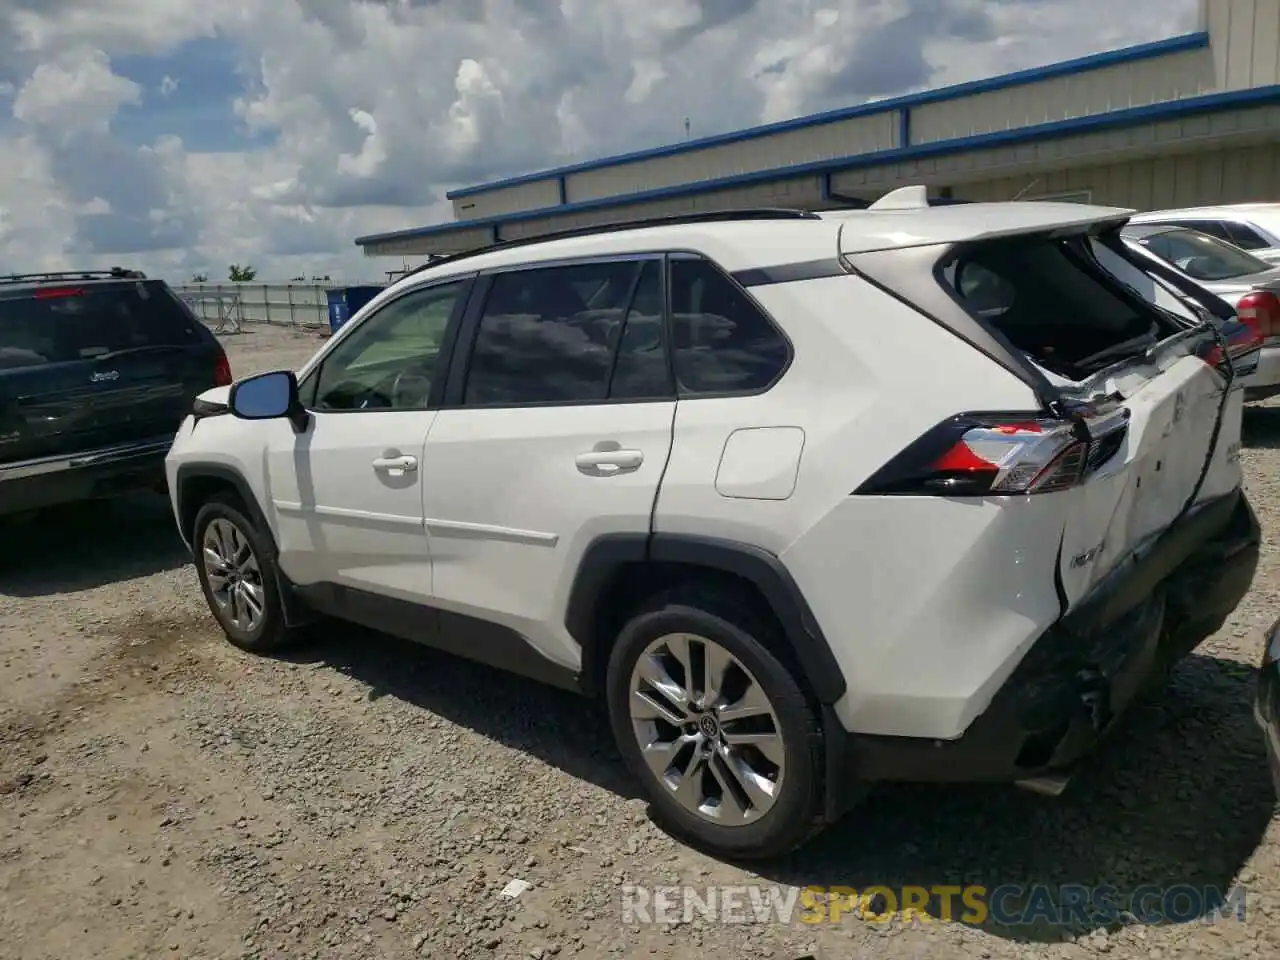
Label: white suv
xmin=166 ymin=189 xmax=1262 ymax=859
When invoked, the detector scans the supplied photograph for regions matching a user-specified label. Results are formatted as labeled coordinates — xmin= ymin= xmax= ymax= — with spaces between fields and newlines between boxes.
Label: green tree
xmin=191 ymin=273 xmax=209 ymax=283
xmin=228 ymin=264 xmax=258 ymax=282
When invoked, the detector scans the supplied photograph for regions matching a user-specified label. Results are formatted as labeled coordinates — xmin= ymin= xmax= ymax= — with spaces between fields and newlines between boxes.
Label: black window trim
xmin=437 ymin=249 xmax=796 ymax=411
xmin=298 ymin=273 xmax=477 ymax=414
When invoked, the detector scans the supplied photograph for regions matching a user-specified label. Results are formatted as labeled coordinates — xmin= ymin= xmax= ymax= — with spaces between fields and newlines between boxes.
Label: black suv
xmin=0 ymin=268 xmax=232 ymax=517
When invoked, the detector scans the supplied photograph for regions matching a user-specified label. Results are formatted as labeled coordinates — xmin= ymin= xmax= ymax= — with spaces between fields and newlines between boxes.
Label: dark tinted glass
xmin=608 ymin=262 xmax=672 ymax=400
xmin=0 ymin=282 xmax=201 ymax=371
xmin=1170 ymin=219 xmax=1236 ymax=243
xmin=668 ymin=257 xmax=789 ymax=395
xmin=1224 ymin=221 xmax=1270 ymax=250
xmin=465 ymin=260 xmax=641 ymax=405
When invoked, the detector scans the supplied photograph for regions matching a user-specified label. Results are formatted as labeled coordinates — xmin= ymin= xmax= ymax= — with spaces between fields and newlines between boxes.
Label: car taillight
xmin=1237 ymin=291 xmax=1280 ymax=338
xmin=855 ymin=406 xmax=1130 ymax=497
xmin=214 ymin=350 xmax=233 ymax=386
xmin=35 ymin=287 xmax=83 ymax=300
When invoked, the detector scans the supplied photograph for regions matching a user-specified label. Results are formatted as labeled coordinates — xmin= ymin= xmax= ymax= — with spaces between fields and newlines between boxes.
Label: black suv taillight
xmin=214 ymin=349 xmax=233 ymax=386
xmin=855 ymin=404 xmax=1130 ymax=497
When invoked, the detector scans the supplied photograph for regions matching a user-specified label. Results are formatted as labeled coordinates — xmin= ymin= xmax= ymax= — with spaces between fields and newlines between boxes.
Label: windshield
xmin=1127 ymin=228 xmax=1271 ymax=281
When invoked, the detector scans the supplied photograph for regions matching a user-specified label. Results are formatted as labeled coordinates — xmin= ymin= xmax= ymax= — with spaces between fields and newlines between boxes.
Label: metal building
xmin=356 ymin=0 xmax=1280 ymax=259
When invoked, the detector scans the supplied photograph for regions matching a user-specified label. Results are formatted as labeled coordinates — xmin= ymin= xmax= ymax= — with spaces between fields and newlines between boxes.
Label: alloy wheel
xmin=202 ymin=518 xmax=266 ymax=634
xmin=628 ymin=632 xmax=785 ymax=825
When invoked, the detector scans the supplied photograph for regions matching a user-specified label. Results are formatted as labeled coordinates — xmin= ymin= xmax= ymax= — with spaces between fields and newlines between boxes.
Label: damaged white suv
xmin=165 ymin=187 xmax=1261 ymax=859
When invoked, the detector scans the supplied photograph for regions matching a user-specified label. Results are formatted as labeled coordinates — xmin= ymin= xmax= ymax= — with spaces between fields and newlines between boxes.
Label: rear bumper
xmin=1243 ymin=345 xmax=1280 ymax=400
xmin=0 ymin=436 xmax=173 ymax=516
xmin=825 ymin=488 xmax=1260 ymax=816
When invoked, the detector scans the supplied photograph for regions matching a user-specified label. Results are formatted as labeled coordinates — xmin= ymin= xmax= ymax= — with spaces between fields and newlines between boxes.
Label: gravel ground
xmin=2 ymin=322 xmax=1280 ymax=960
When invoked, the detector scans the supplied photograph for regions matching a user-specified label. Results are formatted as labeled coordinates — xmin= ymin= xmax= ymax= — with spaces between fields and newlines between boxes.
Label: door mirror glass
xmin=230 ymin=370 xmax=297 ymax=419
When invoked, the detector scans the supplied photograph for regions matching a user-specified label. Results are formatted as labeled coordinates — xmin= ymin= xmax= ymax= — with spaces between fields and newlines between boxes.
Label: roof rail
xmin=0 ymin=267 xmax=147 ymax=286
xmin=399 ymin=207 xmax=821 ymax=281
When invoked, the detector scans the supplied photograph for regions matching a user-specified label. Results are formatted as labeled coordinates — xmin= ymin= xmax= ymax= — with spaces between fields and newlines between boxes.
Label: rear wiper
xmin=1072 ymin=330 xmax=1161 ymax=375
xmin=84 ymin=344 xmax=184 ymax=363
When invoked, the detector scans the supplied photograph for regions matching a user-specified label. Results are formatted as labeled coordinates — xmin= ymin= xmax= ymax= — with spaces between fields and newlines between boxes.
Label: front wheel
xmin=192 ymin=494 xmax=299 ymax=653
xmin=605 ymin=588 xmax=824 ymax=860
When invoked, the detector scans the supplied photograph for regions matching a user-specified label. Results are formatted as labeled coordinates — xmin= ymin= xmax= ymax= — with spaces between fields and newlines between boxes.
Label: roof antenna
xmin=684 ymin=117 xmax=691 ymax=139
xmin=868 ymin=185 xmax=930 ymax=211
xmin=1012 ymin=177 xmax=1043 ymax=201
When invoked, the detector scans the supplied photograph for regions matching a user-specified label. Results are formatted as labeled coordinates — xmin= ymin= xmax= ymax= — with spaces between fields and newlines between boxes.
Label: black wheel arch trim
xmin=567 ymin=531 xmax=847 ymax=704
xmin=173 ymin=462 xmax=316 ymax=629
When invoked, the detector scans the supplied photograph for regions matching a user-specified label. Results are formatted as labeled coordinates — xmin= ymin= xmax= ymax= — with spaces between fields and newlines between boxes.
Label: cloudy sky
xmin=0 ymin=0 xmax=1201 ymax=283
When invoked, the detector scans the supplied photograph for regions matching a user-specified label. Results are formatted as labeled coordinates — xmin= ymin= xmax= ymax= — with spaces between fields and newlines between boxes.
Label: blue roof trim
xmin=355 ymin=81 xmax=1279 ymax=248
xmin=444 ymin=31 xmax=1209 ymax=201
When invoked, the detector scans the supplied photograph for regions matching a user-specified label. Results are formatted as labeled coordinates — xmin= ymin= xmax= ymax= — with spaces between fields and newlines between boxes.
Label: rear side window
xmin=1167 ymin=219 xmax=1236 ymax=244
xmin=1223 ymin=221 xmax=1271 ymax=250
xmin=0 ymin=282 xmax=202 ymax=371
xmin=464 ymin=258 xmax=673 ymax=406
xmin=668 ymin=256 xmax=790 ymax=395
xmin=1138 ymin=229 xmax=1270 ymax=280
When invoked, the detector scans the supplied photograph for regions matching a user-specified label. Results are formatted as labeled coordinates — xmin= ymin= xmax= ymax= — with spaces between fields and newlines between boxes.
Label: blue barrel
xmin=326 ymin=286 xmax=385 ymax=334
xmin=326 ymin=289 xmax=350 ymax=334
xmin=345 ymin=285 xmax=385 ymax=316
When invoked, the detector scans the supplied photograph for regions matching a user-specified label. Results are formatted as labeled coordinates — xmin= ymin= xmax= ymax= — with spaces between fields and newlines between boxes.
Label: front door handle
xmin=372 ymin=455 xmax=418 ymax=474
xmin=575 ymin=449 xmax=644 ymax=474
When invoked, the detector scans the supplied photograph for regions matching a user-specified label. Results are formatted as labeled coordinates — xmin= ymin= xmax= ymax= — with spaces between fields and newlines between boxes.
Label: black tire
xmin=605 ymin=585 xmax=825 ymax=860
xmin=192 ymin=492 xmax=300 ymax=654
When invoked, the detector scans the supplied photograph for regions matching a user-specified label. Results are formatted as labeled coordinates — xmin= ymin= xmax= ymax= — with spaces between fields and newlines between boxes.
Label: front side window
xmin=668 ymin=257 xmax=790 ymax=396
xmin=464 ymin=260 xmax=647 ymax=406
xmin=308 ymin=280 xmax=466 ymax=412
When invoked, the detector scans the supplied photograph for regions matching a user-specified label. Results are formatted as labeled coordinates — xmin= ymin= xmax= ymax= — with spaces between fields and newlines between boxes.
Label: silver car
xmin=1122 ymin=223 xmax=1280 ymax=401
xmin=1128 ymin=204 xmax=1280 ymax=266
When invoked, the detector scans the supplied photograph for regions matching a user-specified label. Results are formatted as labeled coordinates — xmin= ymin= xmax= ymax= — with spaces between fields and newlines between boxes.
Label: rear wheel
xmin=605 ymin=587 xmax=824 ymax=859
xmin=193 ymin=494 xmax=300 ymax=653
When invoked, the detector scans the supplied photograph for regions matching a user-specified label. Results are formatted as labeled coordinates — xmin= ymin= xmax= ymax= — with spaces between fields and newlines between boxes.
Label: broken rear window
xmin=941 ymin=235 xmax=1174 ymax=380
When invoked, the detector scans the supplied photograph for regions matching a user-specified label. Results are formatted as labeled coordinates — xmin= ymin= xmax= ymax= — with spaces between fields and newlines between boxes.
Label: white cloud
xmin=0 ymin=0 xmax=1200 ymax=282
xmin=12 ymin=48 xmax=140 ymax=133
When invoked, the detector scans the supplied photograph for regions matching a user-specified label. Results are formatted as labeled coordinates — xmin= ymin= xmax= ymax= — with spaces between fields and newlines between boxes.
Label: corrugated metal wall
xmin=362 ymin=224 xmax=496 ymax=258
xmin=829 ymin=103 xmax=1280 ymax=203
xmin=450 ymin=179 xmax=562 ymax=223
xmin=564 ymin=113 xmax=894 ymax=204
xmin=495 ymin=177 xmax=826 ymax=244
xmin=1210 ymin=0 xmax=1280 ymax=90
xmin=909 ymin=48 xmax=1214 ymax=144
xmin=952 ymin=142 xmax=1280 ymax=210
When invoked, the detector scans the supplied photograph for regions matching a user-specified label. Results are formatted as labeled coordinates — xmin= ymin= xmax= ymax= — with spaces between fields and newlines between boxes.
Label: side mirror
xmin=228 ymin=370 xmax=310 ymax=433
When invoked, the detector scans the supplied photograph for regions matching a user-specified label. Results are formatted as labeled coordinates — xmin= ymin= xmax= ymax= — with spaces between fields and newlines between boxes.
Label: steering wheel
xmin=325 ymin=380 xmax=392 ymax=410
xmin=389 ymin=365 xmax=433 ymax=408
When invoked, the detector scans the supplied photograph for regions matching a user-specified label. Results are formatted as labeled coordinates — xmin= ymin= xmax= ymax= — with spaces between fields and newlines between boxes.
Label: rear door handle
xmin=575 ymin=449 xmax=644 ymax=474
xmin=372 ymin=455 xmax=418 ymax=474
